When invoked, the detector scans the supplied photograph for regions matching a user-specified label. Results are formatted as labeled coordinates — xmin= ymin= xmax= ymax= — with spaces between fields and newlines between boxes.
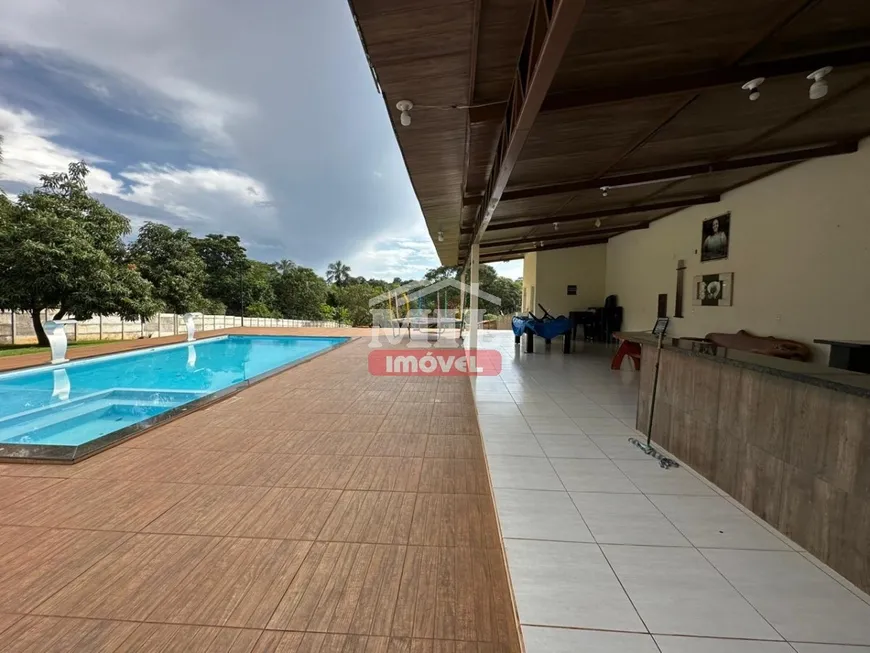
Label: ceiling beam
xmin=480 ymin=236 xmax=611 ymax=262
xmin=481 ymin=222 xmax=649 ymax=249
xmin=464 ymin=141 xmax=857 ymax=205
xmin=464 ymin=0 xmax=588 ymax=262
xmin=464 ymin=195 xmax=720 ymax=235
xmin=468 ymin=45 xmax=870 ymax=123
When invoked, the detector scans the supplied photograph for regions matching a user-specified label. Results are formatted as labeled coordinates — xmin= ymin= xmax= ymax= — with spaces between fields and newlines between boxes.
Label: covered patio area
xmin=474 ymin=330 xmax=870 ymax=652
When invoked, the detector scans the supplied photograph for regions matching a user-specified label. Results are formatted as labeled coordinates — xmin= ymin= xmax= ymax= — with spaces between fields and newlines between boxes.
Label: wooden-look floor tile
xmin=118 ymin=623 xmax=263 ymax=652
xmin=418 ymin=459 xmax=490 ymax=494
xmin=250 ymin=431 xmax=324 ymax=454
xmin=276 ymin=455 xmax=363 ymax=489
xmin=346 ymin=457 xmax=423 ymax=492
xmin=331 ymin=414 xmax=388 ymax=433
xmin=231 ymin=488 xmax=341 ymax=540
xmin=0 ymin=528 xmax=129 ymax=612
xmin=0 ymin=612 xmax=22 ymax=636
xmin=73 ymin=448 xmax=238 ymax=484
xmin=0 ymin=462 xmax=78 ymax=479
xmin=433 ymin=402 xmax=477 ymax=418
xmin=253 ymin=633 xmax=507 ymax=653
xmin=0 ymin=524 xmax=48 ymax=552
xmin=429 ymin=417 xmax=479 ymax=436
xmin=318 ymin=491 xmax=416 ymax=544
xmin=0 ymin=476 xmax=63 ymax=509
xmin=0 ymin=479 xmax=192 ymax=531
xmin=348 ymin=399 xmax=396 ymax=415
xmin=410 ymin=495 xmax=499 ymax=547
xmin=435 ymin=391 xmax=473 ymax=404
xmin=379 ymin=414 xmax=432 ymax=434
xmin=394 ymin=547 xmax=517 ymax=646
xmin=0 ymin=615 xmax=137 ymax=652
xmin=143 ymin=485 xmax=269 ymax=535
xmin=222 ymin=410 xmax=312 ymax=430
xmin=396 ymin=390 xmax=438 ymax=403
xmin=148 ymin=537 xmax=312 ymax=628
xmin=267 ymin=542 xmax=406 ymax=635
xmin=306 ymin=432 xmax=377 ymax=456
xmin=387 ymin=402 xmax=436 ymax=418
xmin=294 ymin=414 xmax=343 ymax=431
xmin=366 ymin=433 xmax=429 ymax=458
xmin=209 ymin=452 xmax=302 ymax=486
xmin=33 ymin=533 xmax=220 ymax=620
xmin=304 ymin=398 xmax=357 ymax=414
xmin=424 ymin=436 xmax=483 ymax=460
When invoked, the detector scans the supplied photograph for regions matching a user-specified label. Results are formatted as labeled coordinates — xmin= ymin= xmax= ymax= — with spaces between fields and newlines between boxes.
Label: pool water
xmin=0 ymin=335 xmax=347 ymax=447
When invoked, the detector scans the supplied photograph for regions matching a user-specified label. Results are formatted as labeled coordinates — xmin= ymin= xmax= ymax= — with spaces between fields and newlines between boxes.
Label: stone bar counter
xmin=624 ymin=332 xmax=870 ymax=593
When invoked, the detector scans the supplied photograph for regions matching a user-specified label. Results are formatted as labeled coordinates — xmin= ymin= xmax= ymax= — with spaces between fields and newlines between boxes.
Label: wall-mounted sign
xmin=567 ymin=285 xmax=577 ymax=296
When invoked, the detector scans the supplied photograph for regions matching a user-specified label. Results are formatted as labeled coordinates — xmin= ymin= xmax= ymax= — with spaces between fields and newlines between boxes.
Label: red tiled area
xmin=0 ymin=332 xmax=522 ymax=652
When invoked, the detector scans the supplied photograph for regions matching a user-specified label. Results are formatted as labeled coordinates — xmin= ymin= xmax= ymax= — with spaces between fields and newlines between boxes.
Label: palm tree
xmin=274 ymin=259 xmax=295 ymax=275
xmin=326 ymin=260 xmax=351 ymax=286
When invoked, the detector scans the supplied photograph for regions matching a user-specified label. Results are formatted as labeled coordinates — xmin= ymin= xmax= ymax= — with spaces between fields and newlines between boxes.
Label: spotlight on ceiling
xmin=808 ymin=67 xmax=832 ymax=100
xmin=600 ymin=186 xmax=609 ymax=197
xmin=437 ymin=230 xmax=444 ymax=242
xmin=741 ymin=77 xmax=765 ymax=101
xmin=553 ymin=222 xmax=559 ymax=231
xmin=594 ymin=218 xmax=602 ymax=228
xmin=396 ymin=100 xmax=414 ymax=126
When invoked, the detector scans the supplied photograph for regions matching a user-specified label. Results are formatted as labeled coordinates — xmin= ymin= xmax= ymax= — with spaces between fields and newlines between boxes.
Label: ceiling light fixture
xmin=741 ymin=77 xmax=765 ymax=101
xmin=396 ymin=100 xmax=414 ymax=126
xmin=553 ymin=222 xmax=559 ymax=231
xmin=437 ymin=230 xmax=444 ymax=242
xmin=594 ymin=218 xmax=602 ymax=228
xmin=601 ymin=186 xmax=609 ymax=197
xmin=808 ymin=67 xmax=832 ymax=100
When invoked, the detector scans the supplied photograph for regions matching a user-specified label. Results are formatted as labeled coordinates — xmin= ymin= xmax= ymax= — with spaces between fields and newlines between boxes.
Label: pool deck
xmin=0 ymin=328 xmax=522 ymax=651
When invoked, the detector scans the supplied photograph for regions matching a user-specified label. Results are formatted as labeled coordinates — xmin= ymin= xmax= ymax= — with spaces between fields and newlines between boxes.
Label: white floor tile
xmin=536 ymin=434 xmax=608 ymax=459
xmin=601 ymin=404 xmax=638 ymax=420
xmin=613 ymin=460 xmax=718 ymax=495
xmin=552 ymin=458 xmax=640 ymax=493
xmin=506 ymin=539 xmax=646 ymax=632
xmin=589 ymin=435 xmax=653 ymax=460
xmin=602 ymin=545 xmax=782 ymax=640
xmin=559 ymin=404 xmax=615 ymax=418
xmin=526 ymin=417 xmax=584 ymax=435
xmin=573 ymin=417 xmax=638 ymax=435
xmin=479 ymin=415 xmax=531 ymax=434
xmin=518 ymin=402 xmax=566 ymax=417
xmin=702 ymin=549 xmax=870 ymax=645
xmin=476 ymin=401 xmax=522 ymax=416
xmin=648 ymin=495 xmax=791 ymax=550
xmin=488 ymin=455 xmax=564 ymax=490
xmin=482 ymin=433 xmax=546 ymax=457
xmin=571 ymin=493 xmax=691 ymax=547
xmin=655 ymin=635 xmax=793 ymax=652
xmin=494 ymin=488 xmax=593 ymax=542
xmin=474 ymin=392 xmax=517 ymax=403
xmin=792 ymin=645 xmax=870 ymax=652
xmin=524 ymin=626 xmax=658 ymax=653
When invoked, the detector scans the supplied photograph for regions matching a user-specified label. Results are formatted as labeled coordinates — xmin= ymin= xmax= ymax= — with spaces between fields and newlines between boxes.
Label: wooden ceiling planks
xmin=348 ymin=0 xmax=870 ymax=265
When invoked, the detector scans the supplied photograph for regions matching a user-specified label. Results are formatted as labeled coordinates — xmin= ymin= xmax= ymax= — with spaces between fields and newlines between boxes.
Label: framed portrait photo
xmin=701 ymin=213 xmax=730 ymax=262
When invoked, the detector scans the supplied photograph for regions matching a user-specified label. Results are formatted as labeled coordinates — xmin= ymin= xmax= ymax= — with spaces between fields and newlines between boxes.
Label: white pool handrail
xmin=182 ymin=313 xmax=202 ymax=342
xmin=43 ymin=319 xmax=78 ymax=364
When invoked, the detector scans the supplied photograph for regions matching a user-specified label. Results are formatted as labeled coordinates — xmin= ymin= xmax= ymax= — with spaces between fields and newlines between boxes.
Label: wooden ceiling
xmin=348 ymin=0 xmax=870 ymax=265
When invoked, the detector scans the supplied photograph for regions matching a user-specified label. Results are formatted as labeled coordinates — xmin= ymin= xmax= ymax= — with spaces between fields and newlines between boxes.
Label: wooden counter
xmin=632 ymin=335 xmax=870 ymax=592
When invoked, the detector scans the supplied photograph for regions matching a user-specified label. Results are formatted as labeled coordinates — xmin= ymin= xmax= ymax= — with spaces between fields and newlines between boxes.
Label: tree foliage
xmin=0 ymin=162 xmax=156 ymax=345
xmin=129 ymin=222 xmax=206 ymax=314
xmin=326 ymin=260 xmax=351 ymax=286
xmin=273 ymin=263 xmax=329 ymax=321
xmin=193 ymin=234 xmax=249 ymax=314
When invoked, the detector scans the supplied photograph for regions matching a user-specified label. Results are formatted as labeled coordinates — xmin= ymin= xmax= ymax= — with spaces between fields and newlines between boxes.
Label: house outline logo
xmin=367 ymin=277 xmax=502 ymax=309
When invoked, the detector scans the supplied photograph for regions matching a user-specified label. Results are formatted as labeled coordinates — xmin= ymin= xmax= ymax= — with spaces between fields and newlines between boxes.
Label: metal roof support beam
xmin=480 ymin=222 xmax=649 ymax=249
xmin=465 ymin=0 xmax=587 ymax=261
xmin=468 ymin=45 xmax=870 ymax=123
xmin=480 ymin=236 xmax=610 ymax=262
xmin=465 ymin=195 xmax=720 ymax=235
xmin=463 ymin=141 xmax=858 ymax=206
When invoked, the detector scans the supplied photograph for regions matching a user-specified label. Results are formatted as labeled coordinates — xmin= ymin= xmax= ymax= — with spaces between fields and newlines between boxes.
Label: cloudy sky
xmin=0 ymin=0 xmax=522 ymax=280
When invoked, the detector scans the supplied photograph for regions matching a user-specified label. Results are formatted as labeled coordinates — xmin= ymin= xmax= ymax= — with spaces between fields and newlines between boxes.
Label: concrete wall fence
xmin=0 ymin=311 xmax=340 ymax=345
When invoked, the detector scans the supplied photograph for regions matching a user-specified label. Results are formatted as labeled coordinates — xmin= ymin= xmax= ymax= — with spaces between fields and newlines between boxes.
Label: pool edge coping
xmin=0 ymin=335 xmax=359 ymax=464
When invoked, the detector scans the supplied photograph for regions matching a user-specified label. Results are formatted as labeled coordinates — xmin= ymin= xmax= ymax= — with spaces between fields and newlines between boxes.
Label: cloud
xmin=0 ymin=0 xmax=444 ymax=278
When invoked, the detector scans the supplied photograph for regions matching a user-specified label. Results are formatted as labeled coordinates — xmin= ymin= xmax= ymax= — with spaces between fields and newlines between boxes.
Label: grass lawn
xmin=0 ymin=339 xmax=109 ymax=358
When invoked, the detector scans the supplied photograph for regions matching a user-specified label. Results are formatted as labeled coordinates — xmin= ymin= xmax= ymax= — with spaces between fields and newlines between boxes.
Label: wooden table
xmin=814 ymin=339 xmax=870 ymax=374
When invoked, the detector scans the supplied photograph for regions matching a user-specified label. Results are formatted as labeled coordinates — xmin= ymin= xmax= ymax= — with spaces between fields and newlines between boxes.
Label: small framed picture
xmin=701 ymin=213 xmax=730 ymax=262
xmin=693 ymin=273 xmax=733 ymax=306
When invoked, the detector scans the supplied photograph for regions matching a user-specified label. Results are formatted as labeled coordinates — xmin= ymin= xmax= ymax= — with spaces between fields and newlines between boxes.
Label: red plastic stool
xmin=611 ymin=340 xmax=641 ymax=370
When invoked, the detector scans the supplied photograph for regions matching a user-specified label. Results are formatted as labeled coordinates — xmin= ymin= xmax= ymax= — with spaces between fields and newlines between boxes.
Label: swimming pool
xmin=0 ymin=335 xmax=349 ymax=461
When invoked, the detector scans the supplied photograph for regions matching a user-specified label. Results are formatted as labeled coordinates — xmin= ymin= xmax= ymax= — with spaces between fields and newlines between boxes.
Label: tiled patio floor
xmin=0 ymin=330 xmax=522 ymax=652
xmin=474 ymin=330 xmax=870 ymax=653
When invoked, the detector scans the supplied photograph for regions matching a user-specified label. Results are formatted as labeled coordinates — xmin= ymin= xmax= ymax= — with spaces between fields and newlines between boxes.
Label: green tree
xmin=245 ymin=261 xmax=279 ymax=316
xmin=274 ymin=259 xmax=295 ymax=275
xmin=332 ymin=282 xmax=384 ymax=327
xmin=273 ymin=263 xmax=329 ymax=320
xmin=193 ymin=234 xmax=249 ymax=315
xmin=326 ymin=260 xmax=351 ymax=286
xmin=129 ymin=222 xmax=206 ymax=314
xmin=0 ymin=162 xmax=157 ymax=346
